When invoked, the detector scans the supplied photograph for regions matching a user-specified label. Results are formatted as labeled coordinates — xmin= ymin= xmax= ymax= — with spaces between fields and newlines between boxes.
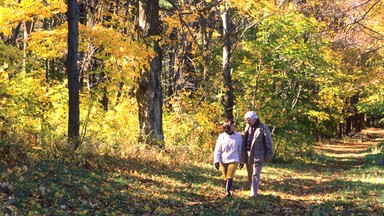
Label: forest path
xmin=313 ymin=127 xmax=384 ymax=168
xmin=2 ymin=128 xmax=383 ymax=215
xmin=226 ymin=127 xmax=384 ymax=215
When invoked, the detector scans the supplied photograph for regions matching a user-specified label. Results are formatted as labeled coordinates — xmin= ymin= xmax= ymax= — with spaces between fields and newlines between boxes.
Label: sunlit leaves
xmin=228 ymin=0 xmax=277 ymax=18
xmin=78 ymin=24 xmax=153 ymax=87
xmin=0 ymin=40 xmax=23 ymax=72
xmin=235 ymin=8 xmax=337 ymax=129
xmin=0 ymin=0 xmax=66 ymax=36
xmin=28 ymin=25 xmax=67 ymax=60
xmin=28 ymin=23 xmax=153 ymax=111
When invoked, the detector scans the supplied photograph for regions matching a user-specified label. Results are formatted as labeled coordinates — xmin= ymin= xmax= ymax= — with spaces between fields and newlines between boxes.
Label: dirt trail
xmin=209 ymin=128 xmax=383 ymax=215
xmin=257 ymin=127 xmax=384 ymax=215
xmin=313 ymin=127 xmax=384 ymax=169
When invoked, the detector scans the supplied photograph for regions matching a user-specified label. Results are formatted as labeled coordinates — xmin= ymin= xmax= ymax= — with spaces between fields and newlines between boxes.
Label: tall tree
xmin=67 ymin=0 xmax=80 ymax=148
xmin=221 ymin=6 xmax=234 ymax=120
xmin=136 ymin=0 xmax=164 ymax=145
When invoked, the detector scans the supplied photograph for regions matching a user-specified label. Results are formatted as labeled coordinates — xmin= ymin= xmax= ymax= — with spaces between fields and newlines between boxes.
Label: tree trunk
xmin=346 ymin=116 xmax=352 ymax=135
xmin=67 ymin=0 xmax=80 ymax=148
xmin=337 ymin=123 xmax=344 ymax=139
xmin=101 ymin=86 xmax=109 ymax=111
xmin=166 ymin=49 xmax=176 ymax=108
xmin=221 ymin=9 xmax=234 ymax=120
xmin=354 ymin=113 xmax=366 ymax=132
xmin=136 ymin=0 xmax=164 ymax=145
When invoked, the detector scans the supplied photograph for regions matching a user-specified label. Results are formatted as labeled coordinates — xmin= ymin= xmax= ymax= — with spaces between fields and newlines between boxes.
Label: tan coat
xmin=240 ymin=122 xmax=273 ymax=164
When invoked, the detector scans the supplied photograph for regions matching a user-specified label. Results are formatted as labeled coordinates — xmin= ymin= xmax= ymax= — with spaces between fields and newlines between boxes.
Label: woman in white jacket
xmin=214 ymin=120 xmax=243 ymax=197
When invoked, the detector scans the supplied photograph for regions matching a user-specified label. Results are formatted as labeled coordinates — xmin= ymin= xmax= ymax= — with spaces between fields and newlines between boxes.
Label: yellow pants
xmin=220 ymin=163 xmax=239 ymax=180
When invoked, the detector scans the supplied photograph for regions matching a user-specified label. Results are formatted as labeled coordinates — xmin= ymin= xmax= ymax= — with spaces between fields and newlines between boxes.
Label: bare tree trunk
xmin=67 ymin=0 xmax=80 ymax=148
xmin=346 ymin=116 xmax=352 ymax=135
xmin=136 ymin=0 xmax=164 ymax=146
xmin=22 ymin=21 xmax=27 ymax=73
xmin=221 ymin=9 xmax=234 ymax=120
xmin=166 ymin=49 xmax=176 ymax=108
xmin=338 ymin=123 xmax=344 ymax=139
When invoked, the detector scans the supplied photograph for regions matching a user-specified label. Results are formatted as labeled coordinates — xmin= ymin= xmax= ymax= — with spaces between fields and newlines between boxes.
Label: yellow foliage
xmin=77 ymin=97 xmax=140 ymax=155
xmin=359 ymin=91 xmax=383 ymax=104
xmin=28 ymin=22 xmax=153 ymax=92
xmin=0 ymin=0 xmax=66 ymax=36
xmin=306 ymin=110 xmax=330 ymax=122
xmin=163 ymin=93 xmax=221 ymax=163
xmin=1 ymin=68 xmax=68 ymax=145
xmin=228 ymin=0 xmax=280 ymax=18
xmin=315 ymin=87 xmax=343 ymax=111
xmin=28 ymin=25 xmax=67 ymax=59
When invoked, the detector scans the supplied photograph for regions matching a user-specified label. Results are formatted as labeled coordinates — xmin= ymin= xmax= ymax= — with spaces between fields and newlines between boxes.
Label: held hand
xmin=214 ymin=162 xmax=220 ymax=170
xmin=239 ymin=164 xmax=244 ymax=170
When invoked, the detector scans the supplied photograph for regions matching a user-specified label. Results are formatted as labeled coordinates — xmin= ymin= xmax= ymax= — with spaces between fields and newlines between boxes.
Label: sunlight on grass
xmin=313 ymin=141 xmax=378 ymax=159
xmin=255 ymin=138 xmax=384 ymax=214
xmin=369 ymin=145 xmax=383 ymax=154
xmin=1 ymin=130 xmax=383 ymax=215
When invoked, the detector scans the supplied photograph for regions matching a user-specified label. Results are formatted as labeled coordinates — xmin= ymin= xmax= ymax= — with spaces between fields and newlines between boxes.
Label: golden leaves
xmin=28 ymin=24 xmax=67 ymax=60
xmin=0 ymin=0 xmax=66 ymax=36
xmin=228 ymin=0 xmax=279 ymax=18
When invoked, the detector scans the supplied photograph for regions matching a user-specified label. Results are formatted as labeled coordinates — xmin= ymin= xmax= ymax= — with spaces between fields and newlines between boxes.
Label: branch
xmin=344 ymin=0 xmax=377 ymax=13
xmin=231 ymin=0 xmax=289 ymax=54
xmin=163 ymin=0 xmax=223 ymax=14
xmin=346 ymin=0 xmax=381 ymax=31
xmin=291 ymin=85 xmax=302 ymax=110
xmin=357 ymin=23 xmax=384 ymax=40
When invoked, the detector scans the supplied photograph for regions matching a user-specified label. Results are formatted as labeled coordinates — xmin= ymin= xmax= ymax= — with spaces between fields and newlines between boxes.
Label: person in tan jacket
xmin=241 ymin=111 xmax=273 ymax=198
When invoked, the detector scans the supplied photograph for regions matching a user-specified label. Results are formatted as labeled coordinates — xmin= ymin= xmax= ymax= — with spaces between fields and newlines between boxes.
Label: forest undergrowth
xmin=0 ymin=128 xmax=383 ymax=215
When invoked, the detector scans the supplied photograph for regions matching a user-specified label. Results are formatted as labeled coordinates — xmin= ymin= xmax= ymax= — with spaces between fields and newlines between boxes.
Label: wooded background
xmin=0 ymin=0 xmax=383 ymax=162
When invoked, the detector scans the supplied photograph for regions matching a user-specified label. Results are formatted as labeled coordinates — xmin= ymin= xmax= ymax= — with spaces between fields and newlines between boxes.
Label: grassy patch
xmin=1 ymin=139 xmax=384 ymax=215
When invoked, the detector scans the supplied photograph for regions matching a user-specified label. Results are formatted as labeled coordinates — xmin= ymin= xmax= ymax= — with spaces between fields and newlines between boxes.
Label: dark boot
xmin=225 ymin=178 xmax=233 ymax=197
xmin=223 ymin=179 xmax=228 ymax=197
